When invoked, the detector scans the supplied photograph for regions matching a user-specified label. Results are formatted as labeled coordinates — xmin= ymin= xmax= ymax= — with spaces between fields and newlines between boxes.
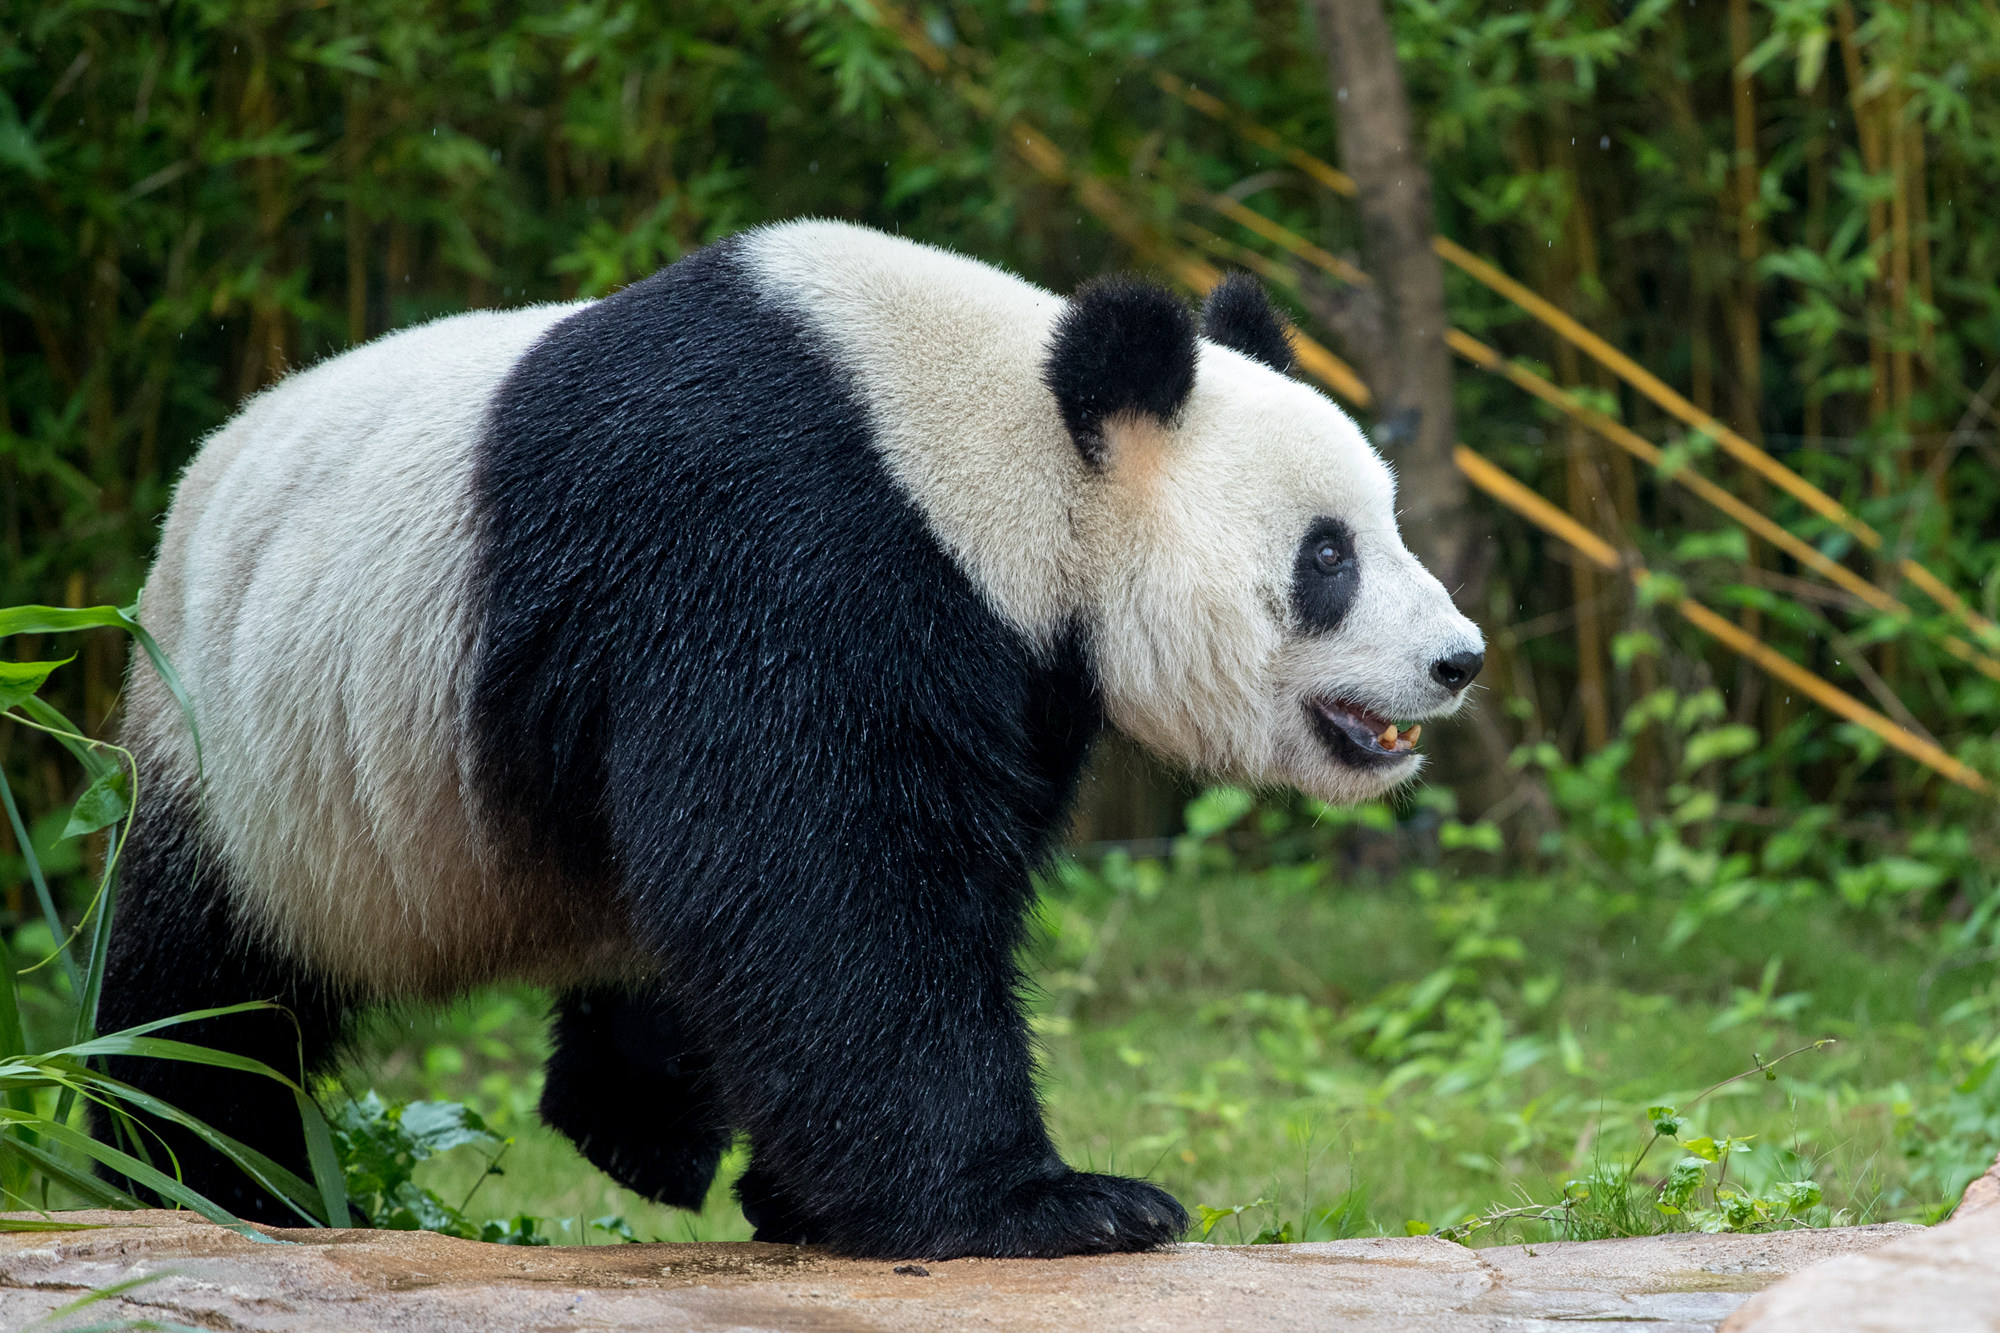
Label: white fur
xmin=746 ymin=220 xmax=1483 ymax=806
xmin=128 ymin=302 xmax=647 ymax=996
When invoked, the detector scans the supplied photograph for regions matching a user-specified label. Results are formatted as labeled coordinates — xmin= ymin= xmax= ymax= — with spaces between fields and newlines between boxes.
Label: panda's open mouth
xmin=1307 ymin=697 xmax=1421 ymax=769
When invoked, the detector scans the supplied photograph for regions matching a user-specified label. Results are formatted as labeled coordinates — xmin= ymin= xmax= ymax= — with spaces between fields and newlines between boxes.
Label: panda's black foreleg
xmin=538 ymin=987 xmax=733 ymax=1211
xmin=665 ymin=891 xmax=1187 ymax=1260
xmin=93 ymin=786 xmax=357 ymax=1224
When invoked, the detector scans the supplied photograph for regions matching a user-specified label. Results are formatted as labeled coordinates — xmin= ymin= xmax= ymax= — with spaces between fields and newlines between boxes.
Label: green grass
xmin=345 ymin=834 xmax=1998 ymax=1246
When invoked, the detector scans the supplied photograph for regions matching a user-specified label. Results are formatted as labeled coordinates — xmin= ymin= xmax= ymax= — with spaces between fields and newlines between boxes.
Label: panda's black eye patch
xmin=1292 ymin=518 xmax=1358 ymax=635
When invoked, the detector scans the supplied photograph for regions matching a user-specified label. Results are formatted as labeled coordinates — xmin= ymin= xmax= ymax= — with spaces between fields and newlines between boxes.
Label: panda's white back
xmin=128 ymin=302 xmax=648 ymax=996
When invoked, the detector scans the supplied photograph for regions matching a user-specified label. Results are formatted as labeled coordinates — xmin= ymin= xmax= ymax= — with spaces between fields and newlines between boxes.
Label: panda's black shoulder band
xmin=1200 ymin=273 xmax=1294 ymax=376
xmin=1043 ymin=276 xmax=1197 ymax=468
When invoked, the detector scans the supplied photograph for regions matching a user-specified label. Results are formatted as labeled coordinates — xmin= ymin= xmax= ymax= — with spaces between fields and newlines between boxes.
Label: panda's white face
xmin=1077 ymin=345 xmax=1485 ymax=804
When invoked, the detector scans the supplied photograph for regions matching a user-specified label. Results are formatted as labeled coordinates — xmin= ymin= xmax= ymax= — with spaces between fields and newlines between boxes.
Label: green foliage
xmin=331 ymin=1090 xmax=551 ymax=1244
xmin=1020 ymin=784 xmax=1996 ymax=1248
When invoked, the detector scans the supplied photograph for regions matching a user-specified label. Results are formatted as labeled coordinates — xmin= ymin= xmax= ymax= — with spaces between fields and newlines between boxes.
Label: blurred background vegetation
xmin=3 ymin=0 xmax=1998 ymax=1242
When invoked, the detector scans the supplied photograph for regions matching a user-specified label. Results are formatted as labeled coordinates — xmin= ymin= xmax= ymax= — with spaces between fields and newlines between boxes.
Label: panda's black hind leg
xmin=539 ymin=987 xmax=733 ymax=1211
xmin=94 ymin=785 xmax=357 ymax=1224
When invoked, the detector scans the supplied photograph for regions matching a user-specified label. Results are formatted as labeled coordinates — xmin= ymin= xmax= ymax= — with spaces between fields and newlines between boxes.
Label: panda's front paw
xmin=983 ymin=1170 xmax=1187 ymax=1258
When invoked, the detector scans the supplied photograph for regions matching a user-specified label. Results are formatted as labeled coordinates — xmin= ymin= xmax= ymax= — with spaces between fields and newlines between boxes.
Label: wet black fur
xmin=95 ymin=786 xmax=357 ymax=1223
xmin=466 ymin=241 xmax=1185 ymax=1258
xmin=538 ymin=989 xmax=732 ymax=1210
xmin=1201 ymin=273 xmax=1295 ymax=376
xmin=1042 ymin=275 xmax=1197 ymax=466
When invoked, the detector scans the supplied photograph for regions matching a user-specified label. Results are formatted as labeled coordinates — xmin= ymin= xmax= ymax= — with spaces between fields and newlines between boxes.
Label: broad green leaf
xmin=398 ymin=1100 xmax=499 ymax=1156
xmin=61 ymin=768 xmax=132 ymax=841
xmin=0 ymin=604 xmax=139 ymax=638
xmin=0 ymin=657 xmax=71 ymax=711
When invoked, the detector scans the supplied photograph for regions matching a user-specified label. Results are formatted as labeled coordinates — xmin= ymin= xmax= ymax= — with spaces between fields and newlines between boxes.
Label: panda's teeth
xmin=1406 ymin=724 xmax=1422 ymax=747
xmin=1379 ymin=724 xmax=1398 ymax=748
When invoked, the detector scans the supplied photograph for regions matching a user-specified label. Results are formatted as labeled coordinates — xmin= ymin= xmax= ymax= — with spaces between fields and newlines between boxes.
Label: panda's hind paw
xmin=985 ymin=1170 xmax=1187 ymax=1258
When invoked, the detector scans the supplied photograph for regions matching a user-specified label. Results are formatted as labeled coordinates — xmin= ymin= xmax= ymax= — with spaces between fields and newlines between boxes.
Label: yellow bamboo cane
xmin=1451 ymin=447 xmax=1990 ymax=795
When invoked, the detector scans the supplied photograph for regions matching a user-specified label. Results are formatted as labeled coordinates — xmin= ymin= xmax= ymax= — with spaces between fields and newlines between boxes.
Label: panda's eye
xmin=1293 ymin=518 xmax=1358 ymax=635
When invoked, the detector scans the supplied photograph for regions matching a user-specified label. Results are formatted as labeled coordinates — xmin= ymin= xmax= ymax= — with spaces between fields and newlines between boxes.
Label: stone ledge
xmin=1722 ymin=1151 xmax=2000 ymax=1333
xmin=0 ymin=1210 xmax=1923 ymax=1331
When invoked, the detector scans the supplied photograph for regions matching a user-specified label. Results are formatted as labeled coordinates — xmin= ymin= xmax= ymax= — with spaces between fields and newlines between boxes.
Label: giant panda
xmin=101 ymin=220 xmax=1484 ymax=1259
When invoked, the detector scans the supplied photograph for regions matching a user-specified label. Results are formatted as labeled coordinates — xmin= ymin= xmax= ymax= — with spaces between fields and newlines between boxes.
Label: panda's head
xmin=1048 ymin=274 xmax=1485 ymax=804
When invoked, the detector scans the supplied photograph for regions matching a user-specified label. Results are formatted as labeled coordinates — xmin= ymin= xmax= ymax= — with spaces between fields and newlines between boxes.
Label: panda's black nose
xmin=1431 ymin=650 xmax=1484 ymax=693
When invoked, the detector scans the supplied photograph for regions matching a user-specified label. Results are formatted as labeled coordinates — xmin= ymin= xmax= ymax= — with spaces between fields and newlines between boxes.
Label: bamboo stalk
xmin=1445 ymin=330 xmax=2000 ymax=682
xmin=1887 ymin=79 xmax=1913 ymax=427
xmin=1537 ymin=91 xmax=1612 ymax=751
xmin=1729 ymin=0 xmax=1770 ymax=724
xmin=345 ymin=84 xmax=369 ymax=346
xmin=1835 ymin=2 xmax=1891 ymax=425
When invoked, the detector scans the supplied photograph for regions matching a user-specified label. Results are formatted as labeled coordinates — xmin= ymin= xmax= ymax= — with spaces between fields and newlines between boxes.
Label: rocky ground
xmin=3 ymin=1159 xmax=1993 ymax=1331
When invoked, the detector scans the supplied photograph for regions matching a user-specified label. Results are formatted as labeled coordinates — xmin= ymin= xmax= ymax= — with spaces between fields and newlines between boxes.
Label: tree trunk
xmin=1309 ymin=0 xmax=1478 ymax=600
xmin=1310 ymin=0 xmax=1518 ymax=817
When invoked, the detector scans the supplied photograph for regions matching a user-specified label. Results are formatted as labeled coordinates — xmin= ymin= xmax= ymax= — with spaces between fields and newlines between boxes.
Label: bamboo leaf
xmin=49 ymin=1002 xmax=292 ymax=1056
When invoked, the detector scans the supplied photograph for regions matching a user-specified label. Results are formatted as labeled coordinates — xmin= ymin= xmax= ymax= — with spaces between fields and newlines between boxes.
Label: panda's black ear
xmin=1200 ymin=273 xmax=1295 ymax=375
xmin=1044 ymin=276 xmax=1197 ymax=468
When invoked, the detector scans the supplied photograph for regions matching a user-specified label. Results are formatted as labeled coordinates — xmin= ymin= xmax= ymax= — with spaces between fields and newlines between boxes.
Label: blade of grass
xmin=0 ymin=1111 xmax=279 ymax=1241
xmin=20 ymin=1270 xmax=207 ymax=1333
xmin=56 ymin=1073 xmax=330 ymax=1226
xmin=0 ymin=763 xmax=82 ymax=998
xmin=1 ymin=1133 xmax=149 ymax=1210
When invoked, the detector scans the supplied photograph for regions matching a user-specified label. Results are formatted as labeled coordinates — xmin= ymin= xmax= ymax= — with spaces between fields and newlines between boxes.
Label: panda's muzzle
xmin=1307 ymin=697 xmax=1421 ymax=769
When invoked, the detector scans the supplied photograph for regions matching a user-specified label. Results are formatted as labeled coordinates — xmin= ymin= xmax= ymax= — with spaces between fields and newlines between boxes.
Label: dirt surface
xmin=0 ymin=1210 xmax=1922 ymax=1331
xmin=1723 ymin=1152 xmax=2000 ymax=1333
